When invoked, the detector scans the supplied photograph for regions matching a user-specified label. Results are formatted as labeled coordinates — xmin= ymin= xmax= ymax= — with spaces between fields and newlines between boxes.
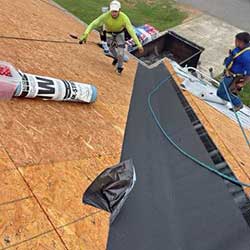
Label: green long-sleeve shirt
xmin=81 ymin=11 xmax=142 ymax=48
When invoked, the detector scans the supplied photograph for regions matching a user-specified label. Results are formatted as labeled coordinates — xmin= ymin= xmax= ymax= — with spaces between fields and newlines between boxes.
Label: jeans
xmin=217 ymin=76 xmax=242 ymax=107
xmin=107 ymin=32 xmax=125 ymax=69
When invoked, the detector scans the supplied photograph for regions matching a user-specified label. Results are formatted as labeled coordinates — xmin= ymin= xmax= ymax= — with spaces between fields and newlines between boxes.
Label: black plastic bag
xmin=83 ymin=159 xmax=136 ymax=224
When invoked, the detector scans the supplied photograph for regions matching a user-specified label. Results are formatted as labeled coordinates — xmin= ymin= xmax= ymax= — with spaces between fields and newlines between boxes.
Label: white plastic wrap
xmin=0 ymin=61 xmax=22 ymax=99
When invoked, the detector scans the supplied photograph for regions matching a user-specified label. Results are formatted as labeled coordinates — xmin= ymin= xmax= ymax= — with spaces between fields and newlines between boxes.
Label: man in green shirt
xmin=79 ymin=0 xmax=144 ymax=75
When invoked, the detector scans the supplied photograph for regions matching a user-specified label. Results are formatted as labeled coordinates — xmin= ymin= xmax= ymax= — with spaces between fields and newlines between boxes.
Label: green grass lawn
xmin=240 ymin=84 xmax=250 ymax=106
xmin=53 ymin=0 xmax=187 ymax=31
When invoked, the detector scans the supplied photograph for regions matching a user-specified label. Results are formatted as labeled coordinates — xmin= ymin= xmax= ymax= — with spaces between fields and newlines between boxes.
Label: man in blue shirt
xmin=217 ymin=32 xmax=250 ymax=111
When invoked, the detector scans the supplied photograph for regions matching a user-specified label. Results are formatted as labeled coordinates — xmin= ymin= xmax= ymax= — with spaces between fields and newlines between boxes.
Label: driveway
xmin=177 ymin=0 xmax=250 ymax=31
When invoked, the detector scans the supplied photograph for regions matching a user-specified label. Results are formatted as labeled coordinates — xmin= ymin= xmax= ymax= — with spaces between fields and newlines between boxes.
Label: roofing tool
xmin=69 ymin=33 xmax=79 ymax=40
xmin=69 ymin=33 xmax=96 ymax=45
xmin=0 ymin=35 xmax=77 ymax=44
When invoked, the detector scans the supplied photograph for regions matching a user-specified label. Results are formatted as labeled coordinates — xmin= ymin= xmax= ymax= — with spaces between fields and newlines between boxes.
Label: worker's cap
xmin=110 ymin=0 xmax=121 ymax=11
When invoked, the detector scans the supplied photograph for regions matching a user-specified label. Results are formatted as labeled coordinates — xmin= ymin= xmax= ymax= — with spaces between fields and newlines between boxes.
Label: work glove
xmin=79 ymin=34 xmax=88 ymax=44
xmin=138 ymin=46 xmax=144 ymax=54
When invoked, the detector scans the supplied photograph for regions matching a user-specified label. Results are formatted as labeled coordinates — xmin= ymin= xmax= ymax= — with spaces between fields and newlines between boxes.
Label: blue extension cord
xmin=148 ymin=76 xmax=250 ymax=187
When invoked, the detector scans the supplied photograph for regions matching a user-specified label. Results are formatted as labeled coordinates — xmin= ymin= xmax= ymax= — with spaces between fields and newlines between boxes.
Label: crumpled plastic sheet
xmin=83 ymin=159 xmax=136 ymax=224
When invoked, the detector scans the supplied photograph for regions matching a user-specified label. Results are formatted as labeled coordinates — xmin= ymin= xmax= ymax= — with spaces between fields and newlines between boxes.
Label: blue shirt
xmin=224 ymin=45 xmax=250 ymax=75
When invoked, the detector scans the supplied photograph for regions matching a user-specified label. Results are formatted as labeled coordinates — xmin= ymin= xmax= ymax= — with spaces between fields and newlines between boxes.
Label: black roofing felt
xmin=107 ymin=63 xmax=250 ymax=250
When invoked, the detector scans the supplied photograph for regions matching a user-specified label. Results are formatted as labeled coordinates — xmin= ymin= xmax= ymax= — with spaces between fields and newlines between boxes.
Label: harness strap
xmin=106 ymin=28 xmax=126 ymax=36
xmin=227 ymin=47 xmax=250 ymax=70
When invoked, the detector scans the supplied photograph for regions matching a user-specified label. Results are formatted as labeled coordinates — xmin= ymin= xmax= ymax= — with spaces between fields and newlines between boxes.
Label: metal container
xmin=130 ymin=31 xmax=204 ymax=69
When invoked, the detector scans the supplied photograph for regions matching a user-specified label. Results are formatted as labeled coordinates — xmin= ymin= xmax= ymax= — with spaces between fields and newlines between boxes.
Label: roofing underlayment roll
xmin=0 ymin=61 xmax=97 ymax=103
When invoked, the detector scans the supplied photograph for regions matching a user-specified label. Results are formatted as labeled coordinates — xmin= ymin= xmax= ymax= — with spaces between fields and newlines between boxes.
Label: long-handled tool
xmin=0 ymin=35 xmax=77 ymax=44
xmin=69 ymin=33 xmax=97 ymax=45
xmin=69 ymin=33 xmax=79 ymax=40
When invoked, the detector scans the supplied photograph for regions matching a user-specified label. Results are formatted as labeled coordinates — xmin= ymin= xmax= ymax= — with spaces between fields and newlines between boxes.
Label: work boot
xmin=229 ymin=104 xmax=243 ymax=112
xmin=112 ymin=58 xmax=118 ymax=66
xmin=116 ymin=67 xmax=124 ymax=75
xmin=102 ymin=42 xmax=110 ymax=54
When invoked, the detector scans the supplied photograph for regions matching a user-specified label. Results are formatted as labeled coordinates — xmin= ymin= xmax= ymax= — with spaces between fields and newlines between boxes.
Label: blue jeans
xmin=217 ymin=76 xmax=242 ymax=107
xmin=107 ymin=32 xmax=125 ymax=69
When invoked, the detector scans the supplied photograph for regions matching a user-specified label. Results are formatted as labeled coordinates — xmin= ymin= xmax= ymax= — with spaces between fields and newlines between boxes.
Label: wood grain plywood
xmin=0 ymin=35 xmax=136 ymax=168
xmin=0 ymin=198 xmax=54 ymax=249
xmin=58 ymin=211 xmax=109 ymax=250
xmin=0 ymin=148 xmax=15 ymax=171
xmin=6 ymin=231 xmax=66 ymax=250
xmin=0 ymin=96 xmax=125 ymax=167
xmin=0 ymin=0 xmax=137 ymax=249
xmin=19 ymin=159 xmax=112 ymax=227
xmin=83 ymin=154 xmax=120 ymax=181
xmin=0 ymin=169 xmax=31 ymax=207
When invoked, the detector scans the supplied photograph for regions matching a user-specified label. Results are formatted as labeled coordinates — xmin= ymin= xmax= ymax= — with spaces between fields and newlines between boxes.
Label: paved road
xmin=177 ymin=0 xmax=250 ymax=31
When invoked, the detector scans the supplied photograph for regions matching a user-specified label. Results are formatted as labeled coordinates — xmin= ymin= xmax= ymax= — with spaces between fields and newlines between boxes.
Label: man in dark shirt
xmin=217 ymin=32 xmax=250 ymax=111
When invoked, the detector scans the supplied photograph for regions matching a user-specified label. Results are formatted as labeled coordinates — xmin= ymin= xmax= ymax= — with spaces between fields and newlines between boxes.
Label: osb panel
xmin=0 ymin=147 xmax=15 ymax=171
xmin=19 ymin=158 xmax=115 ymax=227
xmin=72 ymin=154 xmax=120 ymax=182
xmin=6 ymin=231 xmax=66 ymax=250
xmin=0 ymin=198 xmax=54 ymax=249
xmin=104 ymin=104 xmax=131 ymax=134
xmin=58 ymin=211 xmax=109 ymax=250
xmin=164 ymin=60 xmax=250 ymax=192
xmin=0 ymin=0 xmax=137 ymax=168
xmin=0 ymin=169 xmax=31 ymax=206
xmin=95 ymin=101 xmax=131 ymax=136
xmin=0 ymin=0 xmax=84 ymax=42
xmin=0 ymin=1 xmax=134 ymax=249
xmin=0 ymin=97 xmax=124 ymax=167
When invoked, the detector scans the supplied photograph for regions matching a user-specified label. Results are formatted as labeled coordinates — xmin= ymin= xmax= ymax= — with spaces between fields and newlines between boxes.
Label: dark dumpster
xmin=130 ymin=31 xmax=204 ymax=68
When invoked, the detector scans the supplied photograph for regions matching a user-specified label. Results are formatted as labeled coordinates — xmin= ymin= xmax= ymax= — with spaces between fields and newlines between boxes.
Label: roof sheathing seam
xmin=2 ymin=146 xmax=70 ymax=250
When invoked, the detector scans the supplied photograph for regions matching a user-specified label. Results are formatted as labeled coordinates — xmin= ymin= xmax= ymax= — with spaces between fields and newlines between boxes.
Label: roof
xmin=0 ymin=0 xmax=137 ymax=249
xmin=108 ymin=59 xmax=250 ymax=250
xmin=1 ymin=0 xmax=250 ymax=249
xmin=165 ymin=60 xmax=250 ymax=193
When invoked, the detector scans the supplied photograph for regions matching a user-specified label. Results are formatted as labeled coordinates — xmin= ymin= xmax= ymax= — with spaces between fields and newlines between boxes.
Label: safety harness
xmin=106 ymin=28 xmax=126 ymax=49
xmin=106 ymin=28 xmax=126 ymax=36
xmin=225 ymin=47 xmax=250 ymax=95
xmin=226 ymin=47 xmax=250 ymax=71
